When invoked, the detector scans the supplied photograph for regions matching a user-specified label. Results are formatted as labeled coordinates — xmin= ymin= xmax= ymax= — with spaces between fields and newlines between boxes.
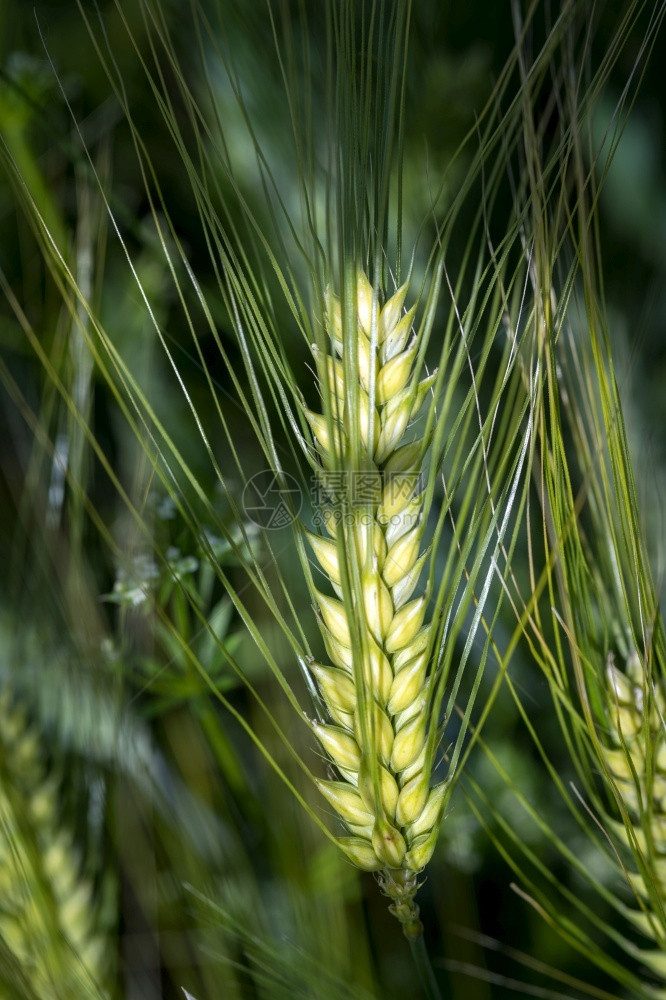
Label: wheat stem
xmin=409 ymin=933 xmax=443 ymax=1000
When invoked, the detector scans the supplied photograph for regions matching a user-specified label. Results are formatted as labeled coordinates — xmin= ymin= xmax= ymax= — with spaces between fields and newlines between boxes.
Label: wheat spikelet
xmin=604 ymin=653 xmax=666 ymax=979
xmin=0 ymin=689 xmax=109 ymax=997
xmin=304 ymin=271 xmax=449 ymax=936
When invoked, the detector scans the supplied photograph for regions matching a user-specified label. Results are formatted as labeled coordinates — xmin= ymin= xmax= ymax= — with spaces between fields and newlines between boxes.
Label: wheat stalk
xmin=301 ymin=269 xmax=449 ymax=937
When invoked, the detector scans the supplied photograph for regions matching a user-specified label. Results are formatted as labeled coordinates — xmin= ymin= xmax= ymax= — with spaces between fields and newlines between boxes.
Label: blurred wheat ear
xmin=0 ymin=689 xmax=110 ymax=1000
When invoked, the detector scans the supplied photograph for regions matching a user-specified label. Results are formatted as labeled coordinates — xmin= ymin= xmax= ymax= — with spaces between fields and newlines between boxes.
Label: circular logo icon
xmin=242 ymin=470 xmax=302 ymax=529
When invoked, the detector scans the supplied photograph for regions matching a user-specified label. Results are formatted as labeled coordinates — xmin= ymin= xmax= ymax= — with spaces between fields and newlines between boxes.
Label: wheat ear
xmin=604 ymin=653 xmax=666 ymax=979
xmin=0 ymin=689 xmax=109 ymax=997
xmin=303 ymin=270 xmax=448 ymax=937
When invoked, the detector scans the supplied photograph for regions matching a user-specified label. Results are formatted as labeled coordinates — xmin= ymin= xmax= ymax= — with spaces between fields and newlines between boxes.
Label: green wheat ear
xmin=302 ymin=269 xmax=449 ymax=938
xmin=603 ymin=653 xmax=666 ymax=977
xmin=0 ymin=689 xmax=110 ymax=999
